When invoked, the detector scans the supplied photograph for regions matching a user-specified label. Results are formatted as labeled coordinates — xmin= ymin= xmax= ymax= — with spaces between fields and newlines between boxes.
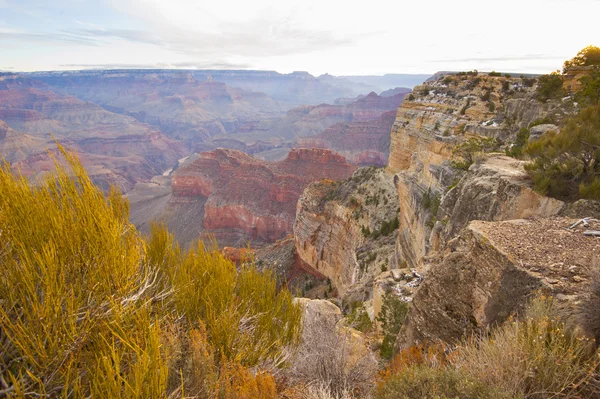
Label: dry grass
xmin=285 ymin=310 xmax=377 ymax=399
xmin=453 ymin=296 xmax=600 ymax=398
xmin=378 ymin=296 xmax=600 ymax=399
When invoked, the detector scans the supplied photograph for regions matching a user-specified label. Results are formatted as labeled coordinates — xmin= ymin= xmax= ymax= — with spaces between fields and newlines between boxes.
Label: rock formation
xmin=293 ymin=167 xmax=400 ymax=300
xmin=397 ymin=217 xmax=599 ymax=347
xmin=296 ymin=110 xmax=397 ymax=166
xmin=0 ymin=74 xmax=185 ymax=192
xmin=129 ymin=148 xmax=356 ymax=248
xmin=387 ymin=72 xmax=575 ymax=268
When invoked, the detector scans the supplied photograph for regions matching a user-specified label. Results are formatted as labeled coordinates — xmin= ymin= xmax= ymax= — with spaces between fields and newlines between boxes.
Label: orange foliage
xmin=379 ymin=343 xmax=452 ymax=382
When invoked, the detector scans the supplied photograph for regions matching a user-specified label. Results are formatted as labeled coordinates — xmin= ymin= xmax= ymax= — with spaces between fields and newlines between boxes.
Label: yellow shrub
xmin=0 ymin=146 xmax=301 ymax=397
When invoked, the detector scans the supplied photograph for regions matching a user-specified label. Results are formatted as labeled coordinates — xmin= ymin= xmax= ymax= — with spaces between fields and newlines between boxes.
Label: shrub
xmin=563 ymin=45 xmax=600 ymax=72
xmin=489 ymin=71 xmax=502 ymax=77
xmin=453 ymin=296 xmax=600 ymax=398
xmin=346 ymin=302 xmax=373 ymax=333
xmin=459 ymin=99 xmax=470 ymax=115
xmin=377 ymin=365 xmax=512 ymax=399
xmin=522 ymin=77 xmax=536 ymax=87
xmin=524 ymin=104 xmax=600 ymax=201
xmin=407 ymin=93 xmax=415 ymax=101
xmin=580 ymin=270 xmax=600 ymax=345
xmin=377 ymin=293 xmax=409 ymax=359
xmin=505 ymin=127 xmax=530 ymax=158
xmin=488 ymin=100 xmax=495 ymax=112
xmin=576 ymin=67 xmax=600 ymax=105
xmin=535 ymin=71 xmax=565 ymax=102
xmin=287 ymin=309 xmax=377 ymax=398
xmin=451 ymin=136 xmax=499 ymax=171
xmin=378 ymin=296 xmax=600 ymax=399
xmin=0 ymin=146 xmax=302 ymax=397
xmin=480 ymin=89 xmax=491 ymax=101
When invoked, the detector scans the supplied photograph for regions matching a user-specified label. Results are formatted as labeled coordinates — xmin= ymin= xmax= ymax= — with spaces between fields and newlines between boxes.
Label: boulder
xmin=397 ymin=217 xmax=600 ymax=349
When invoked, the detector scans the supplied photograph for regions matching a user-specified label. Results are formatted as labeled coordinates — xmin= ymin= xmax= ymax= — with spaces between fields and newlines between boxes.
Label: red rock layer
xmin=171 ymin=148 xmax=356 ymax=245
xmin=297 ymin=110 xmax=397 ymax=166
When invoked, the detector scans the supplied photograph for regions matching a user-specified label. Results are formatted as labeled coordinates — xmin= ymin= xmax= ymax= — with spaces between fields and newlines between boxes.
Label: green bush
xmin=535 ymin=71 xmax=565 ymax=102
xmin=346 ymin=302 xmax=373 ymax=333
xmin=524 ymin=104 xmax=600 ymax=201
xmin=576 ymin=67 xmax=600 ymax=105
xmin=451 ymin=136 xmax=499 ymax=171
xmin=489 ymin=71 xmax=502 ymax=77
xmin=505 ymin=127 xmax=530 ymax=158
xmin=377 ymin=293 xmax=409 ymax=359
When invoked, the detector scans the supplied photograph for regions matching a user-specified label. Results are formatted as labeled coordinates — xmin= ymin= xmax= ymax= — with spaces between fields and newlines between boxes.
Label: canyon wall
xmin=293 ymin=167 xmax=400 ymax=300
xmin=131 ymin=148 xmax=356 ymax=247
xmin=387 ymin=73 xmax=574 ymax=268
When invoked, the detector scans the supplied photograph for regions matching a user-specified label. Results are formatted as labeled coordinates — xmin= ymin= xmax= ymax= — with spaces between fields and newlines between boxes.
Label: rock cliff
xmin=387 ymin=72 xmax=575 ymax=268
xmin=130 ymin=148 xmax=356 ymax=247
xmin=293 ymin=167 xmax=400 ymax=300
xmin=397 ymin=217 xmax=600 ymax=348
xmin=296 ymin=110 xmax=397 ymax=166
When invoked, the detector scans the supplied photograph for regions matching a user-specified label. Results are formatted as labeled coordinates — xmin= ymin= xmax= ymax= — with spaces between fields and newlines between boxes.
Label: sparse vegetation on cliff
xmin=563 ymin=45 xmax=600 ymax=72
xmin=451 ymin=136 xmax=500 ymax=171
xmin=535 ymin=71 xmax=565 ymax=102
xmin=0 ymin=147 xmax=302 ymax=397
xmin=377 ymin=293 xmax=409 ymax=360
xmin=525 ymin=104 xmax=600 ymax=201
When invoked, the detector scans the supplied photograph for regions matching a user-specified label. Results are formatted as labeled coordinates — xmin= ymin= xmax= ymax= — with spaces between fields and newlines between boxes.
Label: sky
xmin=1 ymin=0 xmax=599 ymax=76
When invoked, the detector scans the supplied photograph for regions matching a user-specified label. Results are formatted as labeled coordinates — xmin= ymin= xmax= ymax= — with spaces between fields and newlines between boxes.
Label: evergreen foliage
xmin=376 ymin=293 xmax=409 ymax=360
xmin=524 ymin=104 xmax=600 ymax=201
xmin=535 ymin=71 xmax=565 ymax=102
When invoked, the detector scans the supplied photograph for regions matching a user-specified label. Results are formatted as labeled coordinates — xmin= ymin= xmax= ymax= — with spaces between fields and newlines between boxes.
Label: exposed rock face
xmin=296 ymin=110 xmax=397 ymax=166
xmin=433 ymin=156 xmax=565 ymax=249
xmin=254 ymin=236 xmax=326 ymax=292
xmin=397 ymin=217 xmax=599 ymax=348
xmin=294 ymin=167 xmax=400 ymax=299
xmin=0 ymin=74 xmax=185 ymax=192
xmin=131 ymin=148 xmax=356 ymax=247
xmin=387 ymin=73 xmax=575 ymax=268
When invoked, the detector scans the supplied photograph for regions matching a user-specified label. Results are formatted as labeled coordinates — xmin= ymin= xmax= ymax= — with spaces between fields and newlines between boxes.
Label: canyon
xmin=129 ymin=148 xmax=356 ymax=247
xmin=246 ymin=69 xmax=600 ymax=360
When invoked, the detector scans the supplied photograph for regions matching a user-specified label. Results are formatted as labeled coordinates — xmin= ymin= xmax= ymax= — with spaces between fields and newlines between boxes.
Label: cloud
xmin=59 ymin=60 xmax=252 ymax=70
xmin=0 ymin=31 xmax=100 ymax=46
xmin=430 ymin=54 xmax=567 ymax=63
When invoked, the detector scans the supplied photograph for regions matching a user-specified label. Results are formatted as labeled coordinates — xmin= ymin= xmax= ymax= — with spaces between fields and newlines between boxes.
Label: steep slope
xmin=387 ymin=72 xmax=575 ymax=267
xmin=293 ymin=167 xmax=401 ymax=301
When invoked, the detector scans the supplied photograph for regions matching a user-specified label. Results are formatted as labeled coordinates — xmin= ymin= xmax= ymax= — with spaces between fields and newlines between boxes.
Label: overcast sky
xmin=1 ymin=0 xmax=599 ymax=75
